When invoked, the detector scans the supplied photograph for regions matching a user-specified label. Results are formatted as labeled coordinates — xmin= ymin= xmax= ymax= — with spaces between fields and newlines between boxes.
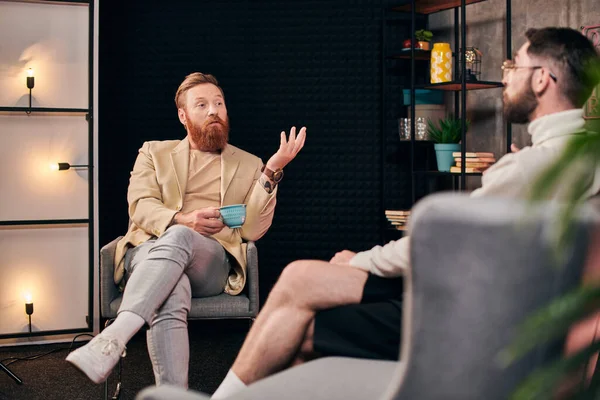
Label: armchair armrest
xmin=100 ymin=236 xmax=123 ymax=318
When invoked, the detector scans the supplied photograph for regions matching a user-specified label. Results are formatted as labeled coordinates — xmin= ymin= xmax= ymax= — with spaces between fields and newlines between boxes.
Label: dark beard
xmin=503 ymin=75 xmax=538 ymax=124
xmin=187 ymin=115 xmax=230 ymax=152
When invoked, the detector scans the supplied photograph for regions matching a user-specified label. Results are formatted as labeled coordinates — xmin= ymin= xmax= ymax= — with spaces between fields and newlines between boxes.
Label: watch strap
xmin=261 ymin=165 xmax=284 ymax=183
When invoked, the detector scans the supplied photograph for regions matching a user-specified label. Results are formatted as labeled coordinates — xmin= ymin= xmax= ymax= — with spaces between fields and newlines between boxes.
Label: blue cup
xmin=219 ymin=204 xmax=247 ymax=228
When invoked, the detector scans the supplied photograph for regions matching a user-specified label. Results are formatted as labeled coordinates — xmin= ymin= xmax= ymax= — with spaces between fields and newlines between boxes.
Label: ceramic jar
xmin=430 ymin=43 xmax=452 ymax=83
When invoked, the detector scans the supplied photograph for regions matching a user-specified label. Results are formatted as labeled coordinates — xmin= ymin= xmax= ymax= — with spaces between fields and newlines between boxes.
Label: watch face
xmin=273 ymin=170 xmax=284 ymax=182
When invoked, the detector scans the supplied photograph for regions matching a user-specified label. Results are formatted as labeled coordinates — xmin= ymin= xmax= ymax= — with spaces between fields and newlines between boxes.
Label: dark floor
xmin=0 ymin=319 xmax=249 ymax=400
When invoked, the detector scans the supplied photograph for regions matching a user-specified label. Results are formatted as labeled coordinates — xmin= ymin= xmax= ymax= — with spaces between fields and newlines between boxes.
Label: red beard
xmin=187 ymin=115 xmax=230 ymax=152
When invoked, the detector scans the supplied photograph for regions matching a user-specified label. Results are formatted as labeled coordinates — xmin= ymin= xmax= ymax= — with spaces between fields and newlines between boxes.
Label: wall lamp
xmin=26 ymin=68 xmax=35 ymax=115
xmin=24 ymin=293 xmax=34 ymax=334
xmin=50 ymin=162 xmax=90 ymax=171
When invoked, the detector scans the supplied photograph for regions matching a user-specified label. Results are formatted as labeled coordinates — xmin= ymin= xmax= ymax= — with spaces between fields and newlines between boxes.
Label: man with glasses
xmin=212 ymin=27 xmax=600 ymax=399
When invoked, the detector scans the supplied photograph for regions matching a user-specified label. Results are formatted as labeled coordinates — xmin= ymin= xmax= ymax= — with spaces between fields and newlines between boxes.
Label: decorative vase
xmin=430 ymin=43 xmax=452 ymax=83
xmin=434 ymin=143 xmax=460 ymax=172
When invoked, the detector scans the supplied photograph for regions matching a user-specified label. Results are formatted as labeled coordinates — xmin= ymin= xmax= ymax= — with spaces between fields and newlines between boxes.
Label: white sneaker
xmin=66 ymin=333 xmax=126 ymax=384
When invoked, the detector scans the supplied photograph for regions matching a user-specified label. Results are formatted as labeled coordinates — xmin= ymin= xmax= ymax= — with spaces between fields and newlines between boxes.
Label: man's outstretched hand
xmin=329 ymin=250 xmax=357 ymax=266
xmin=266 ymin=126 xmax=307 ymax=170
xmin=173 ymin=207 xmax=225 ymax=236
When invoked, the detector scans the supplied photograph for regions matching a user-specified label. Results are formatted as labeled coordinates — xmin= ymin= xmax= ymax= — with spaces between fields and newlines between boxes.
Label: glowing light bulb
xmin=50 ymin=163 xmax=59 ymax=171
xmin=465 ymin=50 xmax=475 ymax=65
xmin=24 ymin=293 xmax=33 ymax=304
xmin=26 ymin=68 xmax=35 ymax=90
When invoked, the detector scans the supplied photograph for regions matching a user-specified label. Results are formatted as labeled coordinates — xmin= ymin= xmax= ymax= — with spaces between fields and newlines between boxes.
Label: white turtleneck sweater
xmin=350 ymin=109 xmax=600 ymax=278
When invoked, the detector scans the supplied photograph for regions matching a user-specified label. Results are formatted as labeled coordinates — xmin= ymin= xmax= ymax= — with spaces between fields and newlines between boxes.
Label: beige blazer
xmin=114 ymin=138 xmax=277 ymax=295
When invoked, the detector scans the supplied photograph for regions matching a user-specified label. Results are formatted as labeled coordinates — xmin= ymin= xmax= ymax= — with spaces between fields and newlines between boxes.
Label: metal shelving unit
xmin=0 ymin=0 xmax=95 ymax=339
xmin=381 ymin=0 xmax=512 ymax=240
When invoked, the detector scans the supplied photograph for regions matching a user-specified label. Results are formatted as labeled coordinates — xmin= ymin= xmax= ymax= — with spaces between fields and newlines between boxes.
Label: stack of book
xmin=384 ymin=210 xmax=411 ymax=231
xmin=450 ymin=152 xmax=496 ymax=173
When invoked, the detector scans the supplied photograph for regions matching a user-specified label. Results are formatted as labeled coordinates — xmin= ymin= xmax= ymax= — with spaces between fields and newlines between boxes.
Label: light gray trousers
xmin=119 ymin=225 xmax=230 ymax=388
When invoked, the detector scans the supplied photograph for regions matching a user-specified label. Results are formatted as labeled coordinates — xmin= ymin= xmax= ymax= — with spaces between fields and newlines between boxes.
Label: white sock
xmin=211 ymin=369 xmax=247 ymax=399
xmin=102 ymin=311 xmax=145 ymax=345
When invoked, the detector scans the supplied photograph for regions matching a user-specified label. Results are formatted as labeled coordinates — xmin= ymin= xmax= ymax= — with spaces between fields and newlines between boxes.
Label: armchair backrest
xmin=386 ymin=193 xmax=599 ymax=400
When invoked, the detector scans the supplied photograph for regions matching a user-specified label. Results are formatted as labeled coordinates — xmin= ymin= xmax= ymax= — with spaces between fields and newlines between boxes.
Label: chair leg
xmin=111 ymin=358 xmax=123 ymax=400
xmin=103 ymin=359 xmax=123 ymax=400
xmin=103 ymin=318 xmax=124 ymax=400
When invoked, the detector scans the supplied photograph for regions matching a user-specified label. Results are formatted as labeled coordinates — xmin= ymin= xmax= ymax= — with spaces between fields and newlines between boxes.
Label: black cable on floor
xmin=0 ymin=333 xmax=95 ymax=367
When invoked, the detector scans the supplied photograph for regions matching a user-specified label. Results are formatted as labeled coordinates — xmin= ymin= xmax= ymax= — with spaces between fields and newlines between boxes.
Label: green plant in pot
xmin=403 ymin=29 xmax=433 ymax=51
xmin=500 ymin=59 xmax=600 ymax=399
xmin=501 ymin=120 xmax=600 ymax=399
xmin=428 ymin=115 xmax=470 ymax=172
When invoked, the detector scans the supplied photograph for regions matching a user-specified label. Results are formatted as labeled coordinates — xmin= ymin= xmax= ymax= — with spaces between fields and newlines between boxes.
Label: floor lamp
xmin=0 ymin=361 xmax=23 ymax=384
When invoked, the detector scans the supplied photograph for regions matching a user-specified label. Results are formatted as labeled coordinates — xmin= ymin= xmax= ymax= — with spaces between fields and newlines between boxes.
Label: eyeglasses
xmin=501 ymin=60 xmax=558 ymax=82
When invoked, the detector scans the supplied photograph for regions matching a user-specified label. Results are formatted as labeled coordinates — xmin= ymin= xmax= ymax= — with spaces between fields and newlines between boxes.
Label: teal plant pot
xmin=434 ymin=143 xmax=461 ymax=172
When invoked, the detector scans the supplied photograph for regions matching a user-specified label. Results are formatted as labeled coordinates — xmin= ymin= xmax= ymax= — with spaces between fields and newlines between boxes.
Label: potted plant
xmin=427 ymin=115 xmax=470 ymax=172
xmin=497 ymin=62 xmax=600 ymax=399
xmin=501 ymin=119 xmax=600 ymax=399
xmin=403 ymin=29 xmax=433 ymax=51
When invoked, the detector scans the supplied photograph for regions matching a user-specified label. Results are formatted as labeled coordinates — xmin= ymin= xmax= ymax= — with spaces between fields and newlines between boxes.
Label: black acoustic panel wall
xmin=100 ymin=1 xmax=388 ymax=297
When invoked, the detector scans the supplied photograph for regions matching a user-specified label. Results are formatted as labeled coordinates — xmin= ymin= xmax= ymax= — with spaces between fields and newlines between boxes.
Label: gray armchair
xmin=100 ymin=237 xmax=259 ymax=400
xmin=136 ymin=193 xmax=599 ymax=400
xmin=100 ymin=238 xmax=259 ymax=320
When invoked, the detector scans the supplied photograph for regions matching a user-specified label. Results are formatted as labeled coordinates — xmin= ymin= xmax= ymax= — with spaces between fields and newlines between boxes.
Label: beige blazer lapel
xmin=170 ymin=137 xmax=190 ymax=201
xmin=220 ymin=144 xmax=240 ymax=205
